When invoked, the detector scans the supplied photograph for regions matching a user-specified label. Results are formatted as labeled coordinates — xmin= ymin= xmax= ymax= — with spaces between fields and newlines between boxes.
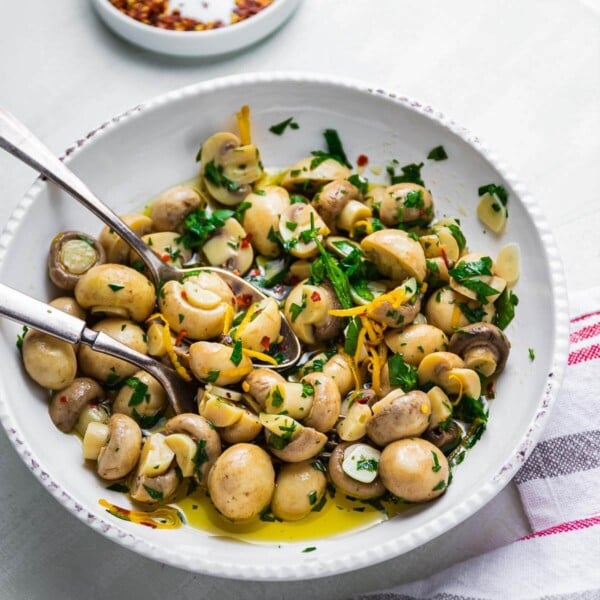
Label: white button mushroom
xmin=189 ymin=341 xmax=253 ymax=386
xmin=96 ymin=414 xmax=142 ymax=481
xmin=379 ymin=183 xmax=434 ymax=227
xmin=99 ymin=213 xmax=153 ymax=263
xmin=149 ymin=185 xmax=203 ymax=232
xmin=158 ymin=272 xmax=234 ymax=340
xmin=379 ymin=438 xmax=450 ymax=502
xmin=202 ymin=218 xmax=254 ymax=275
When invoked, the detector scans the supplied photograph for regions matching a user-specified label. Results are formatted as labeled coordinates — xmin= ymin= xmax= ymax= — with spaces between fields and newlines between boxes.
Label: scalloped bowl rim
xmin=0 ymin=72 xmax=569 ymax=581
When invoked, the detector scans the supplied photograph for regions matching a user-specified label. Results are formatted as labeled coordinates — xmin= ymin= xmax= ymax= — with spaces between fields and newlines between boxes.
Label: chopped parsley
xmin=493 ymin=289 xmax=519 ymax=330
xmin=447 ymin=223 xmax=467 ymax=252
xmin=388 ymin=161 xmax=424 ymax=186
xmin=230 ymin=340 xmax=243 ymax=366
xmin=108 ymin=283 xmax=124 ymax=292
xmin=269 ymin=117 xmax=300 ymax=135
xmin=205 ymin=370 xmax=220 ymax=383
xmin=343 ymin=317 xmax=362 ymax=356
xmin=427 ymin=145 xmax=448 ymax=161
xmin=302 ymin=546 xmax=317 ymax=553
xmin=356 ymin=459 xmax=378 ymax=472
xmin=404 ymin=189 xmax=424 ymax=208
xmin=179 ymin=208 xmax=234 ymax=250
xmin=16 ymin=325 xmax=28 ymax=353
xmin=142 ymin=485 xmax=163 ymax=501
xmin=301 ymin=382 xmax=315 ymax=398
xmin=124 ymin=376 xmax=149 ymax=407
xmin=310 ymin=129 xmax=352 ymax=169
xmin=106 ymin=483 xmax=129 ymax=493
xmin=204 ymin=159 xmax=239 ymax=192
xmin=449 ymin=257 xmax=499 ymax=304
xmin=388 ymin=354 xmax=418 ymax=391
xmin=431 ymin=451 xmax=442 ymax=472
xmin=457 ymin=303 xmax=487 ymax=323
xmin=432 ymin=479 xmax=446 ymax=491
xmin=192 ymin=439 xmax=208 ymax=476
xmin=528 ymin=348 xmax=536 ymax=361
xmin=289 ymin=295 xmax=306 ymax=322
xmin=348 ymin=173 xmax=369 ymax=194
xmin=270 ymin=386 xmax=284 ymax=407
xmin=308 ymin=490 xmax=318 ymax=505
xmin=131 ymin=408 xmax=161 ymax=429
xmin=478 ymin=183 xmax=509 ymax=206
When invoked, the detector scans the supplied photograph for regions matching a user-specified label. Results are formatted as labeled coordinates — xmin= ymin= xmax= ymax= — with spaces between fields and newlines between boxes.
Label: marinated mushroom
xmin=48 ymin=231 xmax=105 ymax=290
xmin=365 ymin=278 xmax=421 ymax=328
xmin=281 ymin=157 xmax=351 ymax=194
xmin=313 ymin=179 xmax=361 ymax=233
xmin=379 ymin=183 xmax=434 ymax=227
xmin=207 ymin=443 xmax=275 ymax=521
xmin=130 ymin=466 xmax=179 ymax=504
xmin=241 ymin=186 xmax=291 ymax=257
xmin=366 ymin=389 xmax=431 ymax=446
xmin=200 ymin=132 xmax=263 ymax=206
xmin=262 ymin=414 xmax=327 ymax=463
xmin=202 ymin=218 xmax=254 ymax=275
xmin=96 ymin=414 xmax=142 ymax=480
xmin=99 ymin=213 xmax=153 ymax=263
xmin=271 ymin=460 xmax=327 ymax=521
xmin=322 ymin=352 xmax=354 ymax=396
xmin=379 ymin=438 xmax=450 ymax=502
xmin=165 ymin=413 xmax=222 ymax=485
xmin=425 ymin=286 xmax=495 ymax=335
xmin=328 ymin=442 xmax=386 ymax=500
xmin=278 ymin=203 xmax=329 ymax=259
xmin=243 ymin=368 xmax=286 ymax=408
xmin=49 ymin=378 xmax=105 ymax=433
xmin=78 ymin=318 xmax=148 ymax=384
xmin=301 ymin=373 xmax=341 ymax=433
xmin=219 ymin=408 xmax=262 ymax=444
xmin=189 ymin=341 xmax=253 ymax=386
xmin=158 ymin=272 xmax=234 ymax=340
xmin=423 ymin=421 xmax=462 ymax=454
xmin=74 ymin=263 xmax=155 ymax=322
xmin=22 ymin=329 xmax=77 ymax=390
xmin=449 ymin=253 xmax=506 ymax=304
xmin=150 ymin=185 xmax=203 ymax=232
xmin=361 ymin=229 xmax=427 ymax=283
xmin=132 ymin=231 xmax=192 ymax=269
xmin=417 ymin=351 xmax=481 ymax=399
xmin=230 ymin=297 xmax=281 ymax=352
xmin=112 ymin=370 xmax=167 ymax=425
xmin=284 ymin=281 xmax=344 ymax=345
xmin=49 ymin=296 xmax=86 ymax=320
xmin=384 ymin=324 xmax=449 ymax=366
xmin=448 ymin=322 xmax=510 ymax=377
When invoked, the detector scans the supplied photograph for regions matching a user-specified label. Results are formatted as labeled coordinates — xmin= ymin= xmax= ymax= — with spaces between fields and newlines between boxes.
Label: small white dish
xmin=0 ymin=73 xmax=569 ymax=580
xmin=92 ymin=0 xmax=301 ymax=56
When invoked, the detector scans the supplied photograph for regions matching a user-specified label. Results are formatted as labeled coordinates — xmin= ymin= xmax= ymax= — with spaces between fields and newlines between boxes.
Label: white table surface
xmin=0 ymin=1 xmax=598 ymax=598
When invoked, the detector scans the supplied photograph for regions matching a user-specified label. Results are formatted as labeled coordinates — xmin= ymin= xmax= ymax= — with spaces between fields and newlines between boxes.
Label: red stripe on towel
xmin=571 ymin=310 xmax=600 ymax=324
xmin=568 ymin=343 xmax=600 ymax=365
xmin=519 ymin=515 xmax=600 ymax=540
xmin=570 ymin=322 xmax=600 ymax=343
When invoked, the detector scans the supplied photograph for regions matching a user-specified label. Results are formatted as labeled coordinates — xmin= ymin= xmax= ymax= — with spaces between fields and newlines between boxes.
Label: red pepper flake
xmin=140 ymin=521 xmax=158 ymax=529
xmin=181 ymin=290 xmax=187 ymax=300
xmin=357 ymin=154 xmax=369 ymax=167
xmin=249 ymin=268 xmax=260 ymax=278
xmin=440 ymin=247 xmax=450 ymax=270
xmin=240 ymin=233 xmax=253 ymax=249
xmin=232 ymin=269 xmax=241 ymax=277
xmin=236 ymin=294 xmax=253 ymax=308
xmin=260 ymin=336 xmax=271 ymax=351
xmin=355 ymin=394 xmax=369 ymax=404
xmin=161 ymin=253 xmax=171 ymax=262
xmin=59 ymin=396 xmax=68 ymax=404
xmin=486 ymin=381 xmax=496 ymax=399
xmin=310 ymin=291 xmax=321 ymax=302
xmin=174 ymin=330 xmax=187 ymax=346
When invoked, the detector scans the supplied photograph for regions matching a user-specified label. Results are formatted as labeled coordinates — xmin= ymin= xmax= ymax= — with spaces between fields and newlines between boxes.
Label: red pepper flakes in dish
xmin=356 ymin=154 xmax=369 ymax=167
xmin=109 ymin=0 xmax=273 ymax=31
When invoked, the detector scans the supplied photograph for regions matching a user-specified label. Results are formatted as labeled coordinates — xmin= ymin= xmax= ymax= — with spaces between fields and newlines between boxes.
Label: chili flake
xmin=240 ymin=233 xmax=253 ymax=249
xmin=59 ymin=396 xmax=68 ymax=404
xmin=161 ymin=253 xmax=171 ymax=262
xmin=310 ymin=291 xmax=321 ymax=302
xmin=356 ymin=154 xmax=369 ymax=167
xmin=174 ymin=330 xmax=188 ymax=346
xmin=260 ymin=336 xmax=271 ymax=351
xmin=237 ymin=294 xmax=253 ymax=308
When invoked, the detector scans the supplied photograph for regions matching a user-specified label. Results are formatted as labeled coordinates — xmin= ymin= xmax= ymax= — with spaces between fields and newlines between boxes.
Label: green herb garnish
xmin=269 ymin=117 xmax=299 ymax=135
xmin=478 ymin=183 xmax=508 ymax=206
xmin=493 ymin=289 xmax=519 ymax=330
xmin=356 ymin=459 xmax=378 ymax=472
xmin=108 ymin=283 xmax=124 ymax=292
xmin=388 ymin=354 xmax=418 ymax=391
xmin=124 ymin=376 xmax=149 ymax=407
xmin=427 ymin=145 xmax=448 ymax=161
xmin=142 ymin=485 xmax=163 ymax=501
xmin=230 ymin=340 xmax=243 ymax=366
xmin=205 ymin=370 xmax=220 ymax=383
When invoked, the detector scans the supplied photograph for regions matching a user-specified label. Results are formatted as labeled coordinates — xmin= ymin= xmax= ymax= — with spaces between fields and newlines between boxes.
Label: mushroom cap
xmin=423 ymin=421 xmax=462 ymax=454
xmin=328 ymin=442 xmax=386 ymax=500
xmin=301 ymin=373 xmax=341 ymax=433
xmin=448 ymin=322 xmax=510 ymax=375
xmin=149 ymin=185 xmax=202 ymax=232
xmin=267 ymin=427 xmax=327 ymax=463
xmin=97 ymin=414 xmax=142 ymax=481
xmin=366 ymin=389 xmax=431 ymax=446
xmin=313 ymin=179 xmax=361 ymax=232
xmin=48 ymin=231 xmax=105 ymax=291
xmin=49 ymin=377 xmax=105 ymax=433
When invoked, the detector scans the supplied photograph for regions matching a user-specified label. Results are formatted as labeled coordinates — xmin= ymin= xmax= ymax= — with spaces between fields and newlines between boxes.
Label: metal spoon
xmin=0 ymin=107 xmax=301 ymax=369
xmin=0 ymin=282 xmax=197 ymax=414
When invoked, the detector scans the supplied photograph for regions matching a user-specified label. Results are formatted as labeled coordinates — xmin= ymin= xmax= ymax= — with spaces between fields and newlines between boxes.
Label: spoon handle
xmin=0 ymin=282 xmax=196 ymax=413
xmin=0 ymin=107 xmax=168 ymax=284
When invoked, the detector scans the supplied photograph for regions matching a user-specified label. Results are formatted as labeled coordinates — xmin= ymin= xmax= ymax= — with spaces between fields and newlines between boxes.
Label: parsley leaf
xmin=204 ymin=160 xmax=239 ymax=192
xmin=493 ymin=288 xmax=519 ymax=330
xmin=427 ymin=145 xmax=448 ymax=161
xmin=389 ymin=162 xmax=424 ymax=186
xmin=230 ymin=340 xmax=243 ymax=366
xmin=323 ymin=128 xmax=351 ymax=168
xmin=124 ymin=376 xmax=149 ymax=407
xmin=388 ymin=354 xmax=418 ymax=391
xmin=142 ymin=485 xmax=163 ymax=501
xmin=269 ymin=117 xmax=299 ymax=135
xmin=348 ymin=173 xmax=369 ymax=195
xmin=179 ymin=208 xmax=234 ymax=250
xmin=478 ymin=183 xmax=508 ymax=206
xmin=356 ymin=459 xmax=378 ymax=472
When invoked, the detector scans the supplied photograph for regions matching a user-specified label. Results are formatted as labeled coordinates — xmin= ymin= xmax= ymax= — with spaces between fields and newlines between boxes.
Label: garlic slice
xmin=342 ymin=443 xmax=381 ymax=483
xmin=495 ymin=243 xmax=521 ymax=286
xmin=83 ymin=422 xmax=110 ymax=460
xmin=477 ymin=193 xmax=507 ymax=233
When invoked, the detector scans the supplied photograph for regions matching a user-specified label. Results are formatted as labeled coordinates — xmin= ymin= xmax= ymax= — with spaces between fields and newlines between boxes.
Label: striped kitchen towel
xmin=354 ymin=287 xmax=600 ymax=600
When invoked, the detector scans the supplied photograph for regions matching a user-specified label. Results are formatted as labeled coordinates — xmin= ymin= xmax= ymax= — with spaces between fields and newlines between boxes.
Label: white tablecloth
xmin=0 ymin=1 xmax=598 ymax=598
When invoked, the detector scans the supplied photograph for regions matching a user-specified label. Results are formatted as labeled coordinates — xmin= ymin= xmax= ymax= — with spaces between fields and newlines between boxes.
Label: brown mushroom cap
xmin=313 ymin=179 xmax=361 ymax=233
xmin=366 ymin=389 xmax=431 ymax=446
xmin=49 ymin=378 xmax=105 ymax=433
xmin=448 ymin=322 xmax=510 ymax=375
xmin=301 ymin=373 xmax=341 ymax=433
xmin=97 ymin=414 xmax=142 ymax=480
xmin=313 ymin=282 xmax=345 ymax=343
xmin=423 ymin=421 xmax=462 ymax=454
xmin=130 ymin=466 xmax=179 ymax=504
xmin=328 ymin=442 xmax=386 ymax=500
xmin=48 ymin=231 xmax=105 ymax=291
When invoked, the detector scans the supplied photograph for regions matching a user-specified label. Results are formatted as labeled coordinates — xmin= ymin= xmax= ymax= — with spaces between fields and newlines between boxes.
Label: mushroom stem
xmin=463 ymin=347 xmax=498 ymax=377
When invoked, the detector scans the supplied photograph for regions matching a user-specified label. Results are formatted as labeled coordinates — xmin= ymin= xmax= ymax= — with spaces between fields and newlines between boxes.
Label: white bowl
xmin=92 ymin=0 xmax=301 ymax=56
xmin=0 ymin=73 xmax=569 ymax=581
